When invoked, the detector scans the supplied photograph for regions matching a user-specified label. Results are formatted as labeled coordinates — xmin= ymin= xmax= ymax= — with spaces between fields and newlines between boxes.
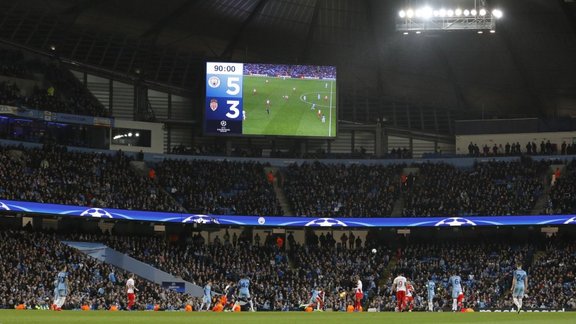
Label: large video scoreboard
xmin=205 ymin=62 xmax=337 ymax=137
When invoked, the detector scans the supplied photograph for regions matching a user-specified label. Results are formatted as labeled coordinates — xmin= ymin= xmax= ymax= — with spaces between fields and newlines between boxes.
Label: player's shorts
xmin=128 ymin=293 xmax=135 ymax=303
xmin=202 ymin=296 xmax=211 ymax=304
xmin=238 ymin=291 xmax=251 ymax=299
xmin=512 ymin=286 xmax=525 ymax=298
xmin=57 ymin=288 xmax=68 ymax=297
xmin=427 ymin=293 xmax=435 ymax=302
xmin=451 ymin=290 xmax=462 ymax=299
xmin=405 ymin=295 xmax=414 ymax=303
xmin=396 ymin=291 xmax=406 ymax=303
xmin=355 ymin=292 xmax=363 ymax=301
xmin=457 ymin=294 xmax=464 ymax=303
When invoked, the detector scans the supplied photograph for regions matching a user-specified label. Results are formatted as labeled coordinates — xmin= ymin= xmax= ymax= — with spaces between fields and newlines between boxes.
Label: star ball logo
xmin=220 ymin=120 xmax=227 ymax=127
xmin=208 ymin=76 xmax=220 ymax=88
xmin=210 ymin=99 xmax=219 ymax=111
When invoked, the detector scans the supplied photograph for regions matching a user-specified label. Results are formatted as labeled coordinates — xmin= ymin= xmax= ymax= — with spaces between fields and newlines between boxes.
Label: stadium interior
xmin=0 ymin=0 xmax=575 ymax=319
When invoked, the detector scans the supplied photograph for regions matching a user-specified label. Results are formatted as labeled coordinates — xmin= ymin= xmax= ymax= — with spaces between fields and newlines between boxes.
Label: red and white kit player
xmin=126 ymin=273 xmax=139 ymax=310
xmin=457 ymin=289 xmax=465 ymax=310
xmin=392 ymin=273 xmax=407 ymax=312
xmin=354 ymin=276 xmax=363 ymax=311
xmin=405 ymin=282 xmax=415 ymax=312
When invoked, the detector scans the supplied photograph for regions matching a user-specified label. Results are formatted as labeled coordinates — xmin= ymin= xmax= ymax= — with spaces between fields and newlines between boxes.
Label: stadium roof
xmin=1 ymin=0 xmax=576 ymax=124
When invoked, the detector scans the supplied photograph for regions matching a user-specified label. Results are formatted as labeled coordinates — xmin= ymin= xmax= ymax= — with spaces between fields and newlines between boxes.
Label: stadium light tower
xmin=396 ymin=0 xmax=503 ymax=34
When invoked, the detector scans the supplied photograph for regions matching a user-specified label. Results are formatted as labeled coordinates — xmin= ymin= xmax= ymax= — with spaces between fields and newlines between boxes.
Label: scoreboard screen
xmin=205 ymin=62 xmax=337 ymax=137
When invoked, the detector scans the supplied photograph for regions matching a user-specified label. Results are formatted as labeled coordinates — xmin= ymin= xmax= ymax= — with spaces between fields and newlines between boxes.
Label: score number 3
xmin=225 ymin=77 xmax=241 ymax=119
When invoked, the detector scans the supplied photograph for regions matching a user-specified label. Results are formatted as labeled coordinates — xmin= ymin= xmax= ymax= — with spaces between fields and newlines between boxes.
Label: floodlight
xmin=433 ymin=10 xmax=439 ymax=17
xmin=422 ymin=7 xmax=433 ymax=19
xmin=399 ymin=10 xmax=406 ymax=18
xmin=439 ymin=9 xmax=446 ymax=17
xmin=479 ymin=9 xmax=487 ymax=16
xmin=447 ymin=9 xmax=454 ymax=17
xmin=455 ymin=9 xmax=462 ymax=16
xmin=463 ymin=9 xmax=470 ymax=16
xmin=471 ymin=9 xmax=477 ymax=16
xmin=492 ymin=9 xmax=503 ymax=19
xmin=406 ymin=9 xmax=414 ymax=18
xmin=489 ymin=30 xmax=496 ymax=33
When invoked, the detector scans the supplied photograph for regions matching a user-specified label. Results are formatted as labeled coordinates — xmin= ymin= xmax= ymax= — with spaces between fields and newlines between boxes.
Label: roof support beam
xmin=140 ymin=0 xmax=199 ymax=39
xmin=496 ymin=24 xmax=546 ymax=116
xmin=220 ymin=0 xmax=270 ymax=60
xmin=556 ymin=0 xmax=576 ymax=38
xmin=485 ymin=0 xmax=545 ymax=116
xmin=429 ymin=39 xmax=471 ymax=112
xmin=299 ymin=0 xmax=321 ymax=62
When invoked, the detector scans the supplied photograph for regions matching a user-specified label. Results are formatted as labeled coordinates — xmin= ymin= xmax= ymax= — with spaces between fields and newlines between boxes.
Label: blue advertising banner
xmin=0 ymin=105 xmax=113 ymax=127
xmin=0 ymin=199 xmax=574 ymax=228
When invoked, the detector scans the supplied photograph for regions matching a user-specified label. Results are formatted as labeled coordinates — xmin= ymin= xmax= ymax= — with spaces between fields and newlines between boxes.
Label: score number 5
xmin=225 ymin=77 xmax=241 ymax=119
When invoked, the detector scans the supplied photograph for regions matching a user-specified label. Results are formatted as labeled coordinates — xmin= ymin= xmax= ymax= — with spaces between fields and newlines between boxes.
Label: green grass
xmin=242 ymin=76 xmax=337 ymax=137
xmin=1 ymin=310 xmax=573 ymax=324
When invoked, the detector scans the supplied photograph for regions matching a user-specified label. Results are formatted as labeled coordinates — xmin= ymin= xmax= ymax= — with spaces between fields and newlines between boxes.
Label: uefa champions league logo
xmin=434 ymin=217 xmax=477 ymax=227
xmin=80 ymin=208 xmax=113 ymax=218
xmin=0 ymin=201 xmax=10 ymax=210
xmin=564 ymin=216 xmax=576 ymax=225
xmin=258 ymin=217 xmax=266 ymax=225
xmin=304 ymin=218 xmax=348 ymax=227
xmin=181 ymin=215 xmax=220 ymax=224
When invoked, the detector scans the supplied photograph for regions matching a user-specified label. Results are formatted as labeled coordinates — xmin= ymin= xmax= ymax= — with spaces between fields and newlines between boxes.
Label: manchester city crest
xmin=208 ymin=76 xmax=221 ymax=88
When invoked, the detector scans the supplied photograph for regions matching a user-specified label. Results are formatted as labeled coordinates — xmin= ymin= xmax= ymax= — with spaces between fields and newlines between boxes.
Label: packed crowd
xmin=547 ymin=161 xmax=576 ymax=214
xmin=467 ymin=141 xmax=576 ymax=157
xmin=529 ymin=240 xmax=576 ymax=310
xmin=244 ymin=64 xmax=336 ymax=79
xmin=31 ymin=228 xmax=576 ymax=312
xmin=402 ymin=159 xmax=549 ymax=217
xmin=67 ymin=229 xmax=388 ymax=311
xmin=0 ymin=144 xmax=182 ymax=212
xmin=155 ymin=159 xmax=281 ymax=215
xmin=0 ymin=228 xmax=193 ymax=310
xmin=283 ymin=162 xmax=402 ymax=217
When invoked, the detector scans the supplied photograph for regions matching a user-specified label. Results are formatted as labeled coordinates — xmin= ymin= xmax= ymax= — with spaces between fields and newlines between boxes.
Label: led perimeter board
xmin=205 ymin=62 xmax=337 ymax=137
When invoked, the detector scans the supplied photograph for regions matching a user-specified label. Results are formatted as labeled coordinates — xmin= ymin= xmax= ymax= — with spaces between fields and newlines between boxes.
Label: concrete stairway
xmin=63 ymin=241 xmax=203 ymax=297
xmin=264 ymin=167 xmax=294 ymax=216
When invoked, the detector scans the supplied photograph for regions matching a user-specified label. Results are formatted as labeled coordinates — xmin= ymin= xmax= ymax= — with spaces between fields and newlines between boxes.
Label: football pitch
xmin=1 ymin=310 xmax=573 ymax=324
xmin=242 ymin=76 xmax=337 ymax=137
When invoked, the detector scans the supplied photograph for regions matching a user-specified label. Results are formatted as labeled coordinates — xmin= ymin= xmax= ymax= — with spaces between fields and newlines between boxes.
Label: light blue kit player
xmin=235 ymin=276 xmax=255 ymax=311
xmin=200 ymin=281 xmax=212 ymax=311
xmin=425 ymin=277 xmax=436 ymax=312
xmin=448 ymin=272 xmax=462 ymax=311
xmin=52 ymin=265 xmax=68 ymax=311
xmin=511 ymin=264 xmax=528 ymax=313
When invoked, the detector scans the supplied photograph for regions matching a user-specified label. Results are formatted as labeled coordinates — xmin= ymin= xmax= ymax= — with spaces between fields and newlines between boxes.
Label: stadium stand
xmin=155 ymin=159 xmax=281 ymax=216
xmin=0 ymin=144 xmax=182 ymax=212
xmin=546 ymin=161 xmax=576 ymax=215
xmin=282 ymin=162 xmax=403 ymax=217
xmin=401 ymin=159 xmax=549 ymax=217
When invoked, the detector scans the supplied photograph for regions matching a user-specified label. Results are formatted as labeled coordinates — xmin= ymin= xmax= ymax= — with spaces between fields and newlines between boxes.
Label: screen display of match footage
xmin=205 ymin=62 xmax=337 ymax=137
